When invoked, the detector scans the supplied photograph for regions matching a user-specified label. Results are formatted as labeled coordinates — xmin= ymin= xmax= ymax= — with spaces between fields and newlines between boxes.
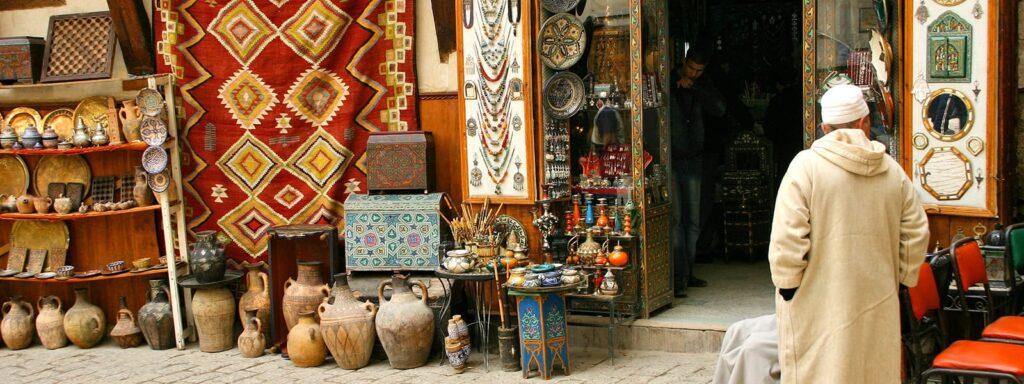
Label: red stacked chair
xmin=949 ymin=238 xmax=1024 ymax=344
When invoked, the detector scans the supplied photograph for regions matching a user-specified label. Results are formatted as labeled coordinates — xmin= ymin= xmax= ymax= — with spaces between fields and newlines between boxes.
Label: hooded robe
xmin=769 ymin=129 xmax=930 ymax=383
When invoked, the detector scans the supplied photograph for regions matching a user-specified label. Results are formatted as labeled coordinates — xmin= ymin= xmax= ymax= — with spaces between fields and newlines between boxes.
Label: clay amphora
xmin=138 ymin=279 xmax=175 ymax=350
xmin=36 ymin=295 xmax=67 ymax=349
xmin=192 ymin=287 xmax=234 ymax=353
xmin=110 ymin=297 xmax=143 ymax=348
xmin=287 ymin=311 xmax=326 ymax=367
xmin=2 ymin=296 xmax=35 ymax=349
xmin=119 ymin=100 xmax=142 ymax=142
xmin=190 ymin=230 xmax=227 ymax=283
xmin=238 ymin=262 xmax=270 ymax=339
xmin=282 ymin=261 xmax=329 ymax=330
xmin=376 ymin=274 xmax=434 ymax=369
xmin=319 ymin=273 xmax=377 ymax=369
xmin=64 ymin=288 xmax=105 ymax=348
xmin=133 ymin=166 xmax=154 ymax=206
xmin=237 ymin=309 xmax=265 ymax=358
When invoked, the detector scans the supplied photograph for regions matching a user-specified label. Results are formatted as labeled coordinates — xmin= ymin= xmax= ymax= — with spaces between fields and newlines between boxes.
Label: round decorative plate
xmin=912 ymin=133 xmax=929 ymax=150
xmin=142 ymin=146 xmax=168 ymax=174
xmin=36 ymin=272 xmax=56 ymax=279
xmin=0 ymin=154 xmax=30 ymax=197
xmin=10 ymin=221 xmax=69 ymax=252
xmin=148 ymin=168 xmax=171 ymax=193
xmin=5 ymin=107 xmax=42 ymax=139
xmin=74 ymin=270 xmax=101 ymax=279
xmin=541 ymin=0 xmax=581 ymax=13
xmin=543 ymin=71 xmax=586 ymax=120
xmin=0 ymin=269 xmax=17 ymax=277
xmin=494 ymin=214 xmax=527 ymax=250
xmin=72 ymin=96 xmax=110 ymax=138
xmin=140 ymin=115 xmax=168 ymax=146
xmin=41 ymin=108 xmax=76 ymax=141
xmin=33 ymin=155 xmax=91 ymax=197
xmin=15 ymin=272 xmax=35 ymax=279
xmin=539 ymin=13 xmax=587 ymax=70
xmin=136 ymin=88 xmax=165 ymax=117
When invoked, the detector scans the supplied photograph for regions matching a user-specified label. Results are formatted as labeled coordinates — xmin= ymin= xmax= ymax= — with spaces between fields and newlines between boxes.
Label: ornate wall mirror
xmin=922 ymin=88 xmax=974 ymax=141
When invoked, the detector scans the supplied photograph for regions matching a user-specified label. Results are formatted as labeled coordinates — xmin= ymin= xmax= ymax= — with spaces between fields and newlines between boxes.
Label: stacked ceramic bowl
xmin=106 ymin=260 xmax=124 ymax=273
xmin=56 ymin=265 xmax=74 ymax=278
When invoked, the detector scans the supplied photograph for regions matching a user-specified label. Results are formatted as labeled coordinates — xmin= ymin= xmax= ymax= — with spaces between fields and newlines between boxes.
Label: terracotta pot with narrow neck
xmin=36 ymin=295 xmax=67 ymax=349
xmin=238 ymin=262 xmax=270 ymax=339
xmin=287 ymin=311 xmax=326 ymax=367
xmin=110 ymin=296 xmax=143 ymax=348
xmin=237 ymin=309 xmax=266 ymax=358
xmin=282 ymin=261 xmax=329 ymax=331
xmin=138 ymin=279 xmax=175 ymax=350
xmin=375 ymin=274 xmax=434 ymax=369
xmin=2 ymin=296 xmax=35 ymax=349
xmin=63 ymin=288 xmax=105 ymax=348
xmin=319 ymin=273 xmax=377 ymax=369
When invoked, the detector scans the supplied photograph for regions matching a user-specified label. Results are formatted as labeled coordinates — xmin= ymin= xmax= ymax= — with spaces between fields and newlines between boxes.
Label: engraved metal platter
xmin=139 ymin=115 xmax=168 ymax=146
xmin=10 ymin=221 xmax=70 ymax=254
xmin=0 ymin=154 xmax=30 ymax=197
xmin=33 ymin=155 xmax=91 ymax=197
xmin=148 ymin=168 xmax=171 ymax=193
xmin=493 ymin=214 xmax=528 ymax=250
xmin=543 ymin=71 xmax=586 ymax=120
xmin=41 ymin=108 xmax=76 ymax=141
xmin=142 ymin=145 xmax=168 ymax=174
xmin=136 ymin=88 xmax=165 ymax=117
xmin=539 ymin=13 xmax=587 ymax=70
xmin=5 ymin=107 xmax=42 ymax=139
xmin=72 ymin=96 xmax=110 ymax=138
xmin=541 ymin=0 xmax=581 ymax=13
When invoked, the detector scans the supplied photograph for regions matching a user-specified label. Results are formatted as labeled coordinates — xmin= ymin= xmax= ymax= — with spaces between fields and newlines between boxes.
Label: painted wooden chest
xmin=0 ymin=37 xmax=45 ymax=85
xmin=343 ymin=193 xmax=447 ymax=271
xmin=365 ymin=131 xmax=435 ymax=193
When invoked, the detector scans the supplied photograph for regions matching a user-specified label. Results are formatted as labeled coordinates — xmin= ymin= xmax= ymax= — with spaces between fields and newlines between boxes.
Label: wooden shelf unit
xmin=0 ymin=74 xmax=191 ymax=349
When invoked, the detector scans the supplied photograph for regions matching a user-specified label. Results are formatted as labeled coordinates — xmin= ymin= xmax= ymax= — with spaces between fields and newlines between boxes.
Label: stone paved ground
xmin=0 ymin=343 xmax=716 ymax=383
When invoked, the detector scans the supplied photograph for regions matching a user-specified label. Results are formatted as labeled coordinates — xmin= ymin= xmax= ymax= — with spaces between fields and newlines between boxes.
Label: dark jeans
xmin=672 ymin=157 xmax=703 ymax=286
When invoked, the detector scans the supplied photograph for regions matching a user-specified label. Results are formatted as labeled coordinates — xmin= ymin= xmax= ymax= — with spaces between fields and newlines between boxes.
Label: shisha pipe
xmin=531 ymin=201 xmax=559 ymax=263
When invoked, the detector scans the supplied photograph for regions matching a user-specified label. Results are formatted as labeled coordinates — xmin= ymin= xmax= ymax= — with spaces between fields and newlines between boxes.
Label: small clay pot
xmin=33 ymin=196 xmax=52 ymax=214
xmin=53 ymin=196 xmax=73 ymax=214
xmin=16 ymin=193 xmax=34 ymax=214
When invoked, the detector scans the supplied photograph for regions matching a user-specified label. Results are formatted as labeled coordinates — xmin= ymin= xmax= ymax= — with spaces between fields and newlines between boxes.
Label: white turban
xmin=820 ymin=84 xmax=869 ymax=125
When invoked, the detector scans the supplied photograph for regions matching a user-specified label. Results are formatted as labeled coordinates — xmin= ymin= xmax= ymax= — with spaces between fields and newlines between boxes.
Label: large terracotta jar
xmin=2 ymin=296 xmax=35 ymax=349
xmin=237 ymin=309 xmax=265 ymax=358
xmin=110 ymin=297 xmax=143 ymax=348
xmin=64 ymin=288 xmax=106 ymax=348
xmin=282 ymin=261 xmax=329 ymax=331
xmin=190 ymin=230 xmax=227 ymax=283
xmin=238 ymin=261 xmax=270 ymax=339
xmin=36 ymin=295 xmax=67 ymax=349
xmin=319 ymin=273 xmax=377 ymax=369
xmin=138 ymin=279 xmax=175 ymax=350
xmin=287 ymin=311 xmax=326 ymax=367
xmin=376 ymin=274 xmax=434 ymax=369
xmin=192 ymin=287 xmax=234 ymax=352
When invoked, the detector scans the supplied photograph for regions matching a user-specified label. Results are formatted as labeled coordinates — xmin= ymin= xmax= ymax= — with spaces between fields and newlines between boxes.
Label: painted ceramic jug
xmin=2 ymin=296 xmax=35 ymax=349
xmin=36 ymin=295 xmax=67 ymax=349
xmin=190 ymin=230 xmax=227 ymax=283
xmin=319 ymin=273 xmax=377 ymax=370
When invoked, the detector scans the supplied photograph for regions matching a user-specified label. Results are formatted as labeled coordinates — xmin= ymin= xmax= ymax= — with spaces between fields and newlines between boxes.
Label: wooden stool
xmin=510 ymin=290 xmax=571 ymax=380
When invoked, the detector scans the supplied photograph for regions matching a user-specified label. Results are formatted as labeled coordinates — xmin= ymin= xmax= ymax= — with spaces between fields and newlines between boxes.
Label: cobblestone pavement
xmin=0 ymin=343 xmax=716 ymax=383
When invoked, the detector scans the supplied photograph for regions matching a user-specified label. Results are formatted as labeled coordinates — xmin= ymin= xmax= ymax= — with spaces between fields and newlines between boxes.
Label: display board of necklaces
xmin=542 ymin=119 xmax=570 ymax=200
xmin=458 ymin=0 xmax=535 ymax=201
xmin=587 ymin=23 xmax=630 ymax=96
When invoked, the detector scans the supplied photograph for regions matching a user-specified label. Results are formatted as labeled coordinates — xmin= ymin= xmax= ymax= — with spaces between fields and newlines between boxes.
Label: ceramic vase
xmin=287 ymin=311 xmax=326 ymax=367
xmin=282 ymin=261 xmax=329 ymax=331
xmin=110 ymin=297 xmax=143 ymax=348
xmin=238 ymin=262 xmax=270 ymax=339
xmin=376 ymin=274 xmax=434 ymax=369
xmin=133 ymin=166 xmax=155 ymax=206
xmin=319 ymin=273 xmax=377 ymax=370
xmin=445 ymin=337 xmax=467 ymax=373
xmin=20 ymin=124 xmax=41 ymax=149
xmin=237 ymin=309 xmax=265 ymax=358
xmin=64 ymin=288 xmax=105 ymax=348
xmin=192 ymin=287 xmax=235 ymax=353
xmin=36 ymin=296 xmax=67 ymax=349
xmin=120 ymin=100 xmax=143 ymax=142
xmin=138 ymin=279 xmax=175 ymax=350
xmin=190 ymin=230 xmax=226 ymax=283
xmin=2 ymin=296 xmax=35 ymax=349
xmin=41 ymin=126 xmax=59 ymax=149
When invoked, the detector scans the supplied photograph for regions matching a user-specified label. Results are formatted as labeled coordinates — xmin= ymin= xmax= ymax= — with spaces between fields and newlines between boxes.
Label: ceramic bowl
xmin=529 ymin=264 xmax=556 ymax=274
xmin=56 ymin=265 xmax=74 ymax=278
xmin=106 ymin=260 xmax=125 ymax=273
xmin=132 ymin=258 xmax=151 ymax=270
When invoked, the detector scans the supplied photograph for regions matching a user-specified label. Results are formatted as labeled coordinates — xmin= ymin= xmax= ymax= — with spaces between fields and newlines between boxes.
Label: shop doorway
xmin=659 ymin=0 xmax=804 ymax=327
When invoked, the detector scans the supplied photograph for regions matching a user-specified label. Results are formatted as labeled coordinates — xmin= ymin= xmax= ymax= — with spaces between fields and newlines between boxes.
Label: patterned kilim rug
xmin=154 ymin=0 xmax=417 ymax=261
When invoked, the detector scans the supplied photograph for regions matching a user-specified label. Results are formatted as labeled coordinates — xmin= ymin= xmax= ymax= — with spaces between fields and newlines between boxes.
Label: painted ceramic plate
xmin=5 ymin=107 xmax=42 ymax=139
xmin=34 ymin=155 xmax=91 ymax=197
xmin=11 ymin=221 xmax=70 ymax=253
xmin=0 ymin=154 xmax=30 ymax=197
xmin=14 ymin=272 xmax=36 ymax=279
xmin=142 ymin=145 xmax=168 ymax=174
xmin=136 ymin=88 xmax=165 ymax=117
xmin=148 ymin=168 xmax=171 ymax=193
xmin=140 ymin=115 xmax=168 ymax=146
xmin=101 ymin=269 xmax=128 ymax=276
xmin=494 ymin=214 xmax=528 ymax=250
xmin=541 ymin=0 xmax=581 ymax=13
xmin=74 ymin=270 xmax=102 ymax=278
xmin=41 ymin=108 xmax=76 ymax=141
xmin=35 ymin=272 xmax=57 ymax=279
xmin=539 ymin=13 xmax=587 ymax=70
xmin=72 ymin=96 xmax=110 ymax=138
xmin=543 ymin=71 xmax=586 ymax=120
xmin=0 ymin=269 xmax=17 ymax=277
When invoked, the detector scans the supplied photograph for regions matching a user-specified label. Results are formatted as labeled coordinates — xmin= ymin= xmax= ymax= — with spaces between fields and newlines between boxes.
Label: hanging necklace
xmin=463 ymin=0 xmax=474 ymax=29
xmin=479 ymin=88 xmax=511 ymax=119
xmin=471 ymin=155 xmax=483 ymax=187
xmin=477 ymin=56 xmax=510 ymax=83
xmin=513 ymin=157 xmax=525 ymax=191
xmin=475 ymin=32 xmax=510 ymax=71
xmin=480 ymin=145 xmax=514 ymax=185
xmin=507 ymin=0 xmax=521 ymax=35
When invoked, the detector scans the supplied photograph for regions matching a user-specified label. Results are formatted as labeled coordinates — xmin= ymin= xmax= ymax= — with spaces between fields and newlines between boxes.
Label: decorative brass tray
xmin=33 ymin=155 xmax=91 ymax=197
xmin=0 ymin=154 xmax=30 ymax=197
